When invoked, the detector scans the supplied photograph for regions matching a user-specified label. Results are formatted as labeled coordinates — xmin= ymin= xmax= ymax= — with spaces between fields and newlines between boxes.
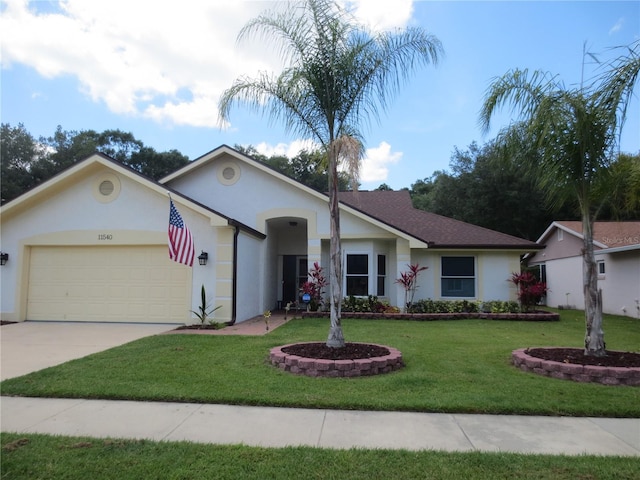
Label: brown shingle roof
xmin=556 ymin=221 xmax=640 ymax=247
xmin=338 ymin=190 xmax=540 ymax=249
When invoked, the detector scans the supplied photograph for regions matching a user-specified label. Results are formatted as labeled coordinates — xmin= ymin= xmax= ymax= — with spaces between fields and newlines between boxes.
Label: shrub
xmin=300 ymin=262 xmax=327 ymax=311
xmin=481 ymin=300 xmax=521 ymax=314
xmin=395 ymin=263 xmax=428 ymax=312
xmin=511 ymin=272 xmax=548 ymax=312
xmin=341 ymin=295 xmax=395 ymax=313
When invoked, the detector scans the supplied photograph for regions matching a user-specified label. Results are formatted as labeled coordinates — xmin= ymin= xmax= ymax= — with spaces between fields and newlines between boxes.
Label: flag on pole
xmin=168 ymin=199 xmax=195 ymax=267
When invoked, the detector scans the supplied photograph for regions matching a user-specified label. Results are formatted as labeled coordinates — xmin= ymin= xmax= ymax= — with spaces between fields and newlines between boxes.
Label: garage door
xmin=27 ymin=246 xmax=191 ymax=323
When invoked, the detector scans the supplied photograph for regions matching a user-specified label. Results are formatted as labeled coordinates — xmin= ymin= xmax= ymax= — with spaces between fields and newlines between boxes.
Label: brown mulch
xmin=526 ymin=348 xmax=640 ymax=367
xmin=282 ymin=342 xmax=390 ymax=360
xmin=0 ymin=321 xmax=17 ymax=326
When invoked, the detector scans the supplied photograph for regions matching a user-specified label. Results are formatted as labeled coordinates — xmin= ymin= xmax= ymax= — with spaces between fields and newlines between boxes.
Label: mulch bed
xmin=526 ymin=348 xmax=640 ymax=368
xmin=282 ymin=342 xmax=390 ymax=360
xmin=174 ymin=324 xmax=228 ymax=331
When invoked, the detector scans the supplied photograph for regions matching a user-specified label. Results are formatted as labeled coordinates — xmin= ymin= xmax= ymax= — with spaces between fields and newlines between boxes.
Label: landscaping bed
xmin=303 ymin=311 xmax=559 ymax=321
xmin=270 ymin=342 xmax=404 ymax=377
xmin=512 ymin=348 xmax=640 ymax=386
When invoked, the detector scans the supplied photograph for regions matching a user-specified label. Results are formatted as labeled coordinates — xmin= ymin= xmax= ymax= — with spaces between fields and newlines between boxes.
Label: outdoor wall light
xmin=0 ymin=252 xmax=8 ymax=266
xmin=198 ymin=251 xmax=208 ymax=266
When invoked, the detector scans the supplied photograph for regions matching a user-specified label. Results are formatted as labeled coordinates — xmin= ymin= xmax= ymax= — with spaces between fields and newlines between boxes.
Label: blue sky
xmin=2 ymin=0 xmax=639 ymax=190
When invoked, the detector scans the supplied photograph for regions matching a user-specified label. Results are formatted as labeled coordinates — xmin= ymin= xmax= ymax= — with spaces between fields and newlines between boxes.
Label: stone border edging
xmin=302 ymin=311 xmax=559 ymax=321
xmin=270 ymin=342 xmax=404 ymax=377
xmin=511 ymin=348 xmax=640 ymax=386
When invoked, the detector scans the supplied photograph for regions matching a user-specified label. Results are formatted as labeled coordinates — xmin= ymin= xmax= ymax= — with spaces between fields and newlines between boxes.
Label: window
xmin=346 ymin=254 xmax=368 ymax=296
xmin=441 ymin=256 xmax=475 ymax=297
xmin=597 ymin=260 xmax=605 ymax=276
xmin=298 ymin=257 xmax=309 ymax=296
xmin=377 ymin=255 xmax=386 ymax=296
xmin=557 ymin=229 xmax=564 ymax=241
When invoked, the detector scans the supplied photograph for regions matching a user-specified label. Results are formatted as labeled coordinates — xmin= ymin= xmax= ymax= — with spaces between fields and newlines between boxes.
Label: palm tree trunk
xmin=326 ymin=147 xmax=346 ymax=348
xmin=582 ymin=216 xmax=606 ymax=356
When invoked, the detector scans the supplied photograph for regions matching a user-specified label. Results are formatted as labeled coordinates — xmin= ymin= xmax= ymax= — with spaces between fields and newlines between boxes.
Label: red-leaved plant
xmin=511 ymin=271 xmax=548 ymax=312
xmin=301 ymin=262 xmax=327 ymax=310
xmin=395 ymin=263 xmax=428 ymax=312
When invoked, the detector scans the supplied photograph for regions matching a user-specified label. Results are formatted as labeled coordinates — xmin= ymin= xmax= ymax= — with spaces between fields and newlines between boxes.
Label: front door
xmin=282 ymin=255 xmax=307 ymax=305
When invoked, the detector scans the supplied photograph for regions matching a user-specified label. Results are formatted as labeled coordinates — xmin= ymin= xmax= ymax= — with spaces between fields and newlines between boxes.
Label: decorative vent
xmin=217 ymin=162 xmax=240 ymax=185
xmin=222 ymin=166 xmax=236 ymax=180
xmin=93 ymin=173 xmax=121 ymax=203
xmin=99 ymin=180 xmax=115 ymax=196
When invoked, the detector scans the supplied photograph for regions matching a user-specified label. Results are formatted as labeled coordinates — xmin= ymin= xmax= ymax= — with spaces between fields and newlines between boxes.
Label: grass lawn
xmin=2 ymin=432 xmax=639 ymax=480
xmin=1 ymin=310 xmax=639 ymax=417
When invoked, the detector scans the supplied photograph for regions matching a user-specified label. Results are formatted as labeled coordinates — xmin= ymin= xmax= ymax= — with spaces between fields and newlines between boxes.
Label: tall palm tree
xmin=219 ymin=0 xmax=443 ymax=347
xmin=480 ymin=41 xmax=639 ymax=357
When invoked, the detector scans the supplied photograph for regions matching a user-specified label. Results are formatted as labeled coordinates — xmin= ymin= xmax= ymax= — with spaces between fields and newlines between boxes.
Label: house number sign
xmin=98 ymin=234 xmax=113 ymax=241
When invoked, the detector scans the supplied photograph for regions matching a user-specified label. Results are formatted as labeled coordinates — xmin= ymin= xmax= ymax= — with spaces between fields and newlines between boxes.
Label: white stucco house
xmin=526 ymin=221 xmax=640 ymax=318
xmin=0 ymin=145 xmax=542 ymax=325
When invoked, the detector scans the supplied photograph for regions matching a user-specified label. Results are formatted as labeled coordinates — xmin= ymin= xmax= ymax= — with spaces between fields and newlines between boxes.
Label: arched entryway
xmin=265 ymin=217 xmax=309 ymax=309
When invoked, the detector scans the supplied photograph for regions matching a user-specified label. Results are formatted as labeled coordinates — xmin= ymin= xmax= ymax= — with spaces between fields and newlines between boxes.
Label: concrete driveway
xmin=1 ymin=321 xmax=178 ymax=380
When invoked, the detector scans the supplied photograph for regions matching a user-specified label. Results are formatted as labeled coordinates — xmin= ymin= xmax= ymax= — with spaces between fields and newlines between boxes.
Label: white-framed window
xmin=346 ymin=253 xmax=369 ymax=296
xmin=441 ymin=256 xmax=475 ymax=297
xmin=597 ymin=260 xmax=606 ymax=276
xmin=376 ymin=254 xmax=386 ymax=296
xmin=557 ymin=229 xmax=564 ymax=241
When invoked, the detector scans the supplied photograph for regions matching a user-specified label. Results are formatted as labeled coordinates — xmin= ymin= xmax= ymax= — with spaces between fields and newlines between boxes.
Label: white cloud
xmin=254 ymin=139 xmax=320 ymax=159
xmin=1 ymin=0 xmax=416 ymax=128
xmin=609 ymin=17 xmax=624 ymax=35
xmin=360 ymin=141 xmax=402 ymax=183
xmin=344 ymin=0 xmax=414 ymax=30
xmin=1 ymin=0 xmax=276 ymax=125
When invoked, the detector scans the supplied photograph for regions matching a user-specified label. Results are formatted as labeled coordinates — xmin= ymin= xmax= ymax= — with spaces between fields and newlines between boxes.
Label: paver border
xmin=511 ymin=348 xmax=640 ymax=386
xmin=270 ymin=342 xmax=404 ymax=377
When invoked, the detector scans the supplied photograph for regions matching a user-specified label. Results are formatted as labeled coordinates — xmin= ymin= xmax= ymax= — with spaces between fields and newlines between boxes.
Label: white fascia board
xmin=595 ymin=243 xmax=640 ymax=255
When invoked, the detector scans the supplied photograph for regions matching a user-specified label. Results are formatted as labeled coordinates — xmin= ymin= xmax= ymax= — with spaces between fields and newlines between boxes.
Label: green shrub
xmin=480 ymin=300 xmax=521 ymax=313
xmin=341 ymin=295 xmax=396 ymax=313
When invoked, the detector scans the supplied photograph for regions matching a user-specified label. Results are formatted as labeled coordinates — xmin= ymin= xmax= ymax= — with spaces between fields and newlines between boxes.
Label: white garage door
xmin=27 ymin=246 xmax=191 ymax=323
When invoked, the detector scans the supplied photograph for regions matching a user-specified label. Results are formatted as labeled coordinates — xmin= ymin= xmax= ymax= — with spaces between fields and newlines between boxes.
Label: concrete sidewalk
xmin=1 ymin=396 xmax=639 ymax=456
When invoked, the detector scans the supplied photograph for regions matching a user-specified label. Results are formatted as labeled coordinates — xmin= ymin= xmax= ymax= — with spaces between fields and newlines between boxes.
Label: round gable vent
xmin=93 ymin=173 xmax=121 ymax=203
xmin=99 ymin=180 xmax=115 ymax=196
xmin=218 ymin=162 xmax=240 ymax=185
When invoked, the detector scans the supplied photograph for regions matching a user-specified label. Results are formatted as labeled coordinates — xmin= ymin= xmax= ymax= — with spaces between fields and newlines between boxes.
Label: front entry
xmin=282 ymin=255 xmax=308 ymax=306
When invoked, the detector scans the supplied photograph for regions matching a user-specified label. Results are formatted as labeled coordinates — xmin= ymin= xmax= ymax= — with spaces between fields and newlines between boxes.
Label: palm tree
xmin=480 ymin=41 xmax=639 ymax=357
xmin=219 ymin=0 xmax=443 ymax=347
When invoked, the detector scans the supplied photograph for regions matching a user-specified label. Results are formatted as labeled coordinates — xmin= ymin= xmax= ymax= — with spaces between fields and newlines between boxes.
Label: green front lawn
xmin=2 ymin=310 xmax=639 ymax=417
xmin=2 ymin=432 xmax=639 ymax=480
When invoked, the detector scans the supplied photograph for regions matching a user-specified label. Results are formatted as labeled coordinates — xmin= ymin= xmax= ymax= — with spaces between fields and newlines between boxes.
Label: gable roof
xmin=0 ymin=152 xmax=265 ymax=239
xmin=536 ymin=221 xmax=640 ymax=249
xmin=338 ymin=190 xmax=541 ymax=250
xmin=162 ymin=146 xmax=538 ymax=250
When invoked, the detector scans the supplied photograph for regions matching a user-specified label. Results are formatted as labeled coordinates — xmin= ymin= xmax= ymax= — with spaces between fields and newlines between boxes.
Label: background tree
xmin=410 ymin=139 xmax=577 ymax=240
xmin=1 ymin=124 xmax=192 ymax=203
xmin=128 ymin=147 xmax=190 ymax=179
xmin=480 ymin=41 xmax=639 ymax=356
xmin=219 ymin=0 xmax=443 ymax=347
xmin=234 ymin=144 xmax=349 ymax=191
xmin=1 ymin=123 xmax=47 ymax=204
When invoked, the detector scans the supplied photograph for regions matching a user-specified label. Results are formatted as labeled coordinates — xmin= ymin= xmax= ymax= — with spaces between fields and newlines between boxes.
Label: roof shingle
xmin=338 ymin=190 xmax=540 ymax=249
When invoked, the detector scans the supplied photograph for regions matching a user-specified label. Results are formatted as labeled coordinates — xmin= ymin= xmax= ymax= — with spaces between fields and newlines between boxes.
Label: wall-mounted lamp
xmin=197 ymin=251 xmax=208 ymax=266
xmin=0 ymin=252 xmax=8 ymax=266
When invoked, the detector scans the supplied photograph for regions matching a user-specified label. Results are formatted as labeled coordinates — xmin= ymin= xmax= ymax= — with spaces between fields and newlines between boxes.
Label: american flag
xmin=168 ymin=199 xmax=195 ymax=267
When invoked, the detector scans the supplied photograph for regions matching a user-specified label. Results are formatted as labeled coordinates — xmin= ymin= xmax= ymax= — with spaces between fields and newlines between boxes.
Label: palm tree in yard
xmin=219 ymin=0 xmax=443 ymax=347
xmin=480 ymin=41 xmax=639 ymax=357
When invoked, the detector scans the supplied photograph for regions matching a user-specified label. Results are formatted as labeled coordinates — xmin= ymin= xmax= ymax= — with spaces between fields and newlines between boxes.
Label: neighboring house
xmin=0 ymin=145 xmax=541 ymax=325
xmin=527 ymin=221 xmax=640 ymax=318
